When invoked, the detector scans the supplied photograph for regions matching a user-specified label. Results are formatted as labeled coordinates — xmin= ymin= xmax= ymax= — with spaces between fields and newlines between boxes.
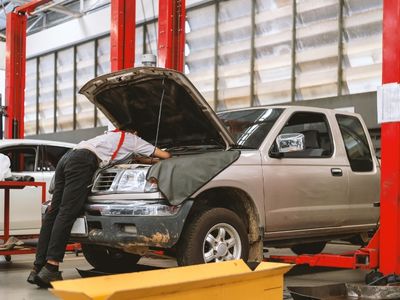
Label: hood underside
xmin=79 ymin=67 xmax=234 ymax=148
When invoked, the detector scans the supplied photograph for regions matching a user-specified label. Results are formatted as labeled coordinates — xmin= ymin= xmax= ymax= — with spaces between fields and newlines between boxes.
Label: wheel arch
xmin=184 ymin=186 xmax=263 ymax=261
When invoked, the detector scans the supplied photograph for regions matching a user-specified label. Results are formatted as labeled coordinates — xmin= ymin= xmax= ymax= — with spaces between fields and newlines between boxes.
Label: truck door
xmin=263 ymin=111 xmax=350 ymax=232
xmin=335 ymin=114 xmax=380 ymax=226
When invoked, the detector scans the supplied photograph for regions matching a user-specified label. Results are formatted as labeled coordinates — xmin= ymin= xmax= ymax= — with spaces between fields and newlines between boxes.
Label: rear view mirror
xmin=276 ymin=133 xmax=304 ymax=153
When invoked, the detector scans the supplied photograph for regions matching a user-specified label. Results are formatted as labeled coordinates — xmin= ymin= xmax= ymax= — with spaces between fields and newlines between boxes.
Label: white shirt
xmin=75 ymin=131 xmax=156 ymax=164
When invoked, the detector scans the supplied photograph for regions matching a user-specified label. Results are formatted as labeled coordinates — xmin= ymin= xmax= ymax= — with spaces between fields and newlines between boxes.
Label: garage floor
xmin=0 ymin=243 xmax=368 ymax=300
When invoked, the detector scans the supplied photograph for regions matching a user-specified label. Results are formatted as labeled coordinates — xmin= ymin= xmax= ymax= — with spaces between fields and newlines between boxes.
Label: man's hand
xmin=153 ymin=148 xmax=171 ymax=159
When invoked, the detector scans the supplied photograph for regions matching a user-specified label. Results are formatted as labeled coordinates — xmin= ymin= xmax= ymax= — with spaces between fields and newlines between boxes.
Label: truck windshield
xmin=218 ymin=108 xmax=284 ymax=149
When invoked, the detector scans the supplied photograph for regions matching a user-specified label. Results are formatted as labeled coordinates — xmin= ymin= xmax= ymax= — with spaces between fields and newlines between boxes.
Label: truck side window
xmin=336 ymin=114 xmax=373 ymax=172
xmin=276 ymin=112 xmax=333 ymax=158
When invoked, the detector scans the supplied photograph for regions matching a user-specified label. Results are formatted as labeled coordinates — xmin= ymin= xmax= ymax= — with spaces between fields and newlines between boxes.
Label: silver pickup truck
xmin=71 ymin=67 xmax=379 ymax=272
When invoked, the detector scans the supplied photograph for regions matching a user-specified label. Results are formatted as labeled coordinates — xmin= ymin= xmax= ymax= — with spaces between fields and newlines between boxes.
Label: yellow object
xmin=51 ymin=260 xmax=291 ymax=300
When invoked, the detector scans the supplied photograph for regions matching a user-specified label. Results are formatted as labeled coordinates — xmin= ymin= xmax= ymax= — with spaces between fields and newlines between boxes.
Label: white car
xmin=0 ymin=139 xmax=75 ymax=235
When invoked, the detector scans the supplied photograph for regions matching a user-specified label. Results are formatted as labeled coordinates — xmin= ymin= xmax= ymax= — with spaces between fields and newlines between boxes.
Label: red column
xmin=157 ymin=0 xmax=186 ymax=71
xmin=5 ymin=12 xmax=27 ymax=139
xmin=380 ymin=0 xmax=400 ymax=275
xmin=110 ymin=0 xmax=136 ymax=71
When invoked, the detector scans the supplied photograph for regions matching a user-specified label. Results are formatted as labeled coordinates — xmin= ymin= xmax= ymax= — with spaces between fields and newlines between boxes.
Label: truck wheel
xmin=348 ymin=232 xmax=370 ymax=246
xmin=177 ymin=207 xmax=249 ymax=266
xmin=82 ymin=244 xmax=141 ymax=272
xmin=290 ymin=242 xmax=326 ymax=255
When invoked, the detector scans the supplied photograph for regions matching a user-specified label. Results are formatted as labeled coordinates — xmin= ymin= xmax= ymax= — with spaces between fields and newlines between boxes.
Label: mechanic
xmin=27 ymin=129 xmax=171 ymax=288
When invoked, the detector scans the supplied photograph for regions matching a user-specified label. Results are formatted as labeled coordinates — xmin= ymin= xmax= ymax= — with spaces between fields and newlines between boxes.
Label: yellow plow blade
xmin=51 ymin=260 xmax=291 ymax=300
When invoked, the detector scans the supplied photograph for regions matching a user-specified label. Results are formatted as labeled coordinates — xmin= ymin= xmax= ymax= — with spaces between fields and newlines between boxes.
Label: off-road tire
xmin=290 ymin=242 xmax=327 ymax=255
xmin=82 ymin=244 xmax=141 ymax=272
xmin=177 ymin=207 xmax=249 ymax=266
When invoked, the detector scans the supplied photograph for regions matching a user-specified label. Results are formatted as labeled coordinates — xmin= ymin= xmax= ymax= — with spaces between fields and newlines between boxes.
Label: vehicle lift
xmin=2 ymin=0 xmax=400 ymax=287
xmin=2 ymin=0 xmax=185 ymax=258
xmin=266 ymin=0 xmax=400 ymax=284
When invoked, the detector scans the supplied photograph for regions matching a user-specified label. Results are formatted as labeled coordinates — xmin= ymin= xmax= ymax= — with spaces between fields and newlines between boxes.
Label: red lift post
xmin=5 ymin=0 xmax=52 ymax=139
xmin=110 ymin=0 xmax=186 ymax=72
xmin=157 ymin=0 xmax=186 ymax=71
xmin=380 ymin=0 xmax=400 ymax=276
xmin=110 ymin=0 xmax=136 ymax=71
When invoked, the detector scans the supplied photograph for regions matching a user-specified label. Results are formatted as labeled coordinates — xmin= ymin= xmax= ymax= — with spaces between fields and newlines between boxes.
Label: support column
xmin=157 ymin=0 xmax=186 ymax=71
xmin=5 ymin=12 xmax=27 ymax=139
xmin=110 ymin=0 xmax=136 ymax=71
xmin=380 ymin=0 xmax=400 ymax=275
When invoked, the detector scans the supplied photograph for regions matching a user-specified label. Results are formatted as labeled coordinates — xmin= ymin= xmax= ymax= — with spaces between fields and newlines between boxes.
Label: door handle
xmin=331 ymin=168 xmax=343 ymax=177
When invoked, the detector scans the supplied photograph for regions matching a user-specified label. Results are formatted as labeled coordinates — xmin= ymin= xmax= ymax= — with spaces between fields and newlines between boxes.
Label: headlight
xmin=114 ymin=168 xmax=158 ymax=193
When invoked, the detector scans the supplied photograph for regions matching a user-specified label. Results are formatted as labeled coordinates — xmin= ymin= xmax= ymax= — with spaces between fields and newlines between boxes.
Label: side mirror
xmin=276 ymin=133 xmax=305 ymax=153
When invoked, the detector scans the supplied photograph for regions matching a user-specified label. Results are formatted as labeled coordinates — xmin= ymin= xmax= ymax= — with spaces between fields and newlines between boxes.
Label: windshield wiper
xmin=230 ymin=144 xmax=257 ymax=150
xmin=167 ymin=145 xmax=224 ymax=152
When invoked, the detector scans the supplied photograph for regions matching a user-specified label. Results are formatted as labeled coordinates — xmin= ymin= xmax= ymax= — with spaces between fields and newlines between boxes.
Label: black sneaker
xmin=35 ymin=266 xmax=63 ymax=288
xmin=27 ymin=270 xmax=38 ymax=285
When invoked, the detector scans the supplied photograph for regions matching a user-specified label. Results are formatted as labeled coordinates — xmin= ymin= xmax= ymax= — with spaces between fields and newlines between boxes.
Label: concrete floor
xmin=0 ymin=243 xmax=369 ymax=300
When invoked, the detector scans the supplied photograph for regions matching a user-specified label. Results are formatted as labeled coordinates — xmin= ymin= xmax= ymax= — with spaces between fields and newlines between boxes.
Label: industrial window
xmin=56 ymin=48 xmax=74 ymax=132
xmin=342 ymin=0 xmax=382 ymax=95
xmin=38 ymin=54 xmax=55 ymax=134
xmin=254 ymin=0 xmax=293 ymax=105
xmin=75 ymin=41 xmax=95 ymax=129
xmin=25 ymin=59 xmax=37 ymax=135
xmin=23 ymin=0 xmax=384 ymax=137
xmin=96 ymin=36 xmax=111 ymax=76
xmin=336 ymin=114 xmax=373 ymax=172
xmin=295 ymin=0 xmax=339 ymax=100
xmin=135 ymin=25 xmax=144 ymax=65
xmin=96 ymin=36 xmax=111 ymax=128
xmin=217 ymin=0 xmax=252 ymax=110
xmin=275 ymin=112 xmax=333 ymax=158
xmin=145 ymin=21 xmax=159 ymax=58
xmin=186 ymin=4 xmax=216 ymax=106
xmin=0 ymin=147 xmax=37 ymax=172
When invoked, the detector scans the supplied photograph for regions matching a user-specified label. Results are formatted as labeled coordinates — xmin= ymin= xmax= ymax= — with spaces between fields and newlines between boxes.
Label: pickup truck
xmin=69 ymin=67 xmax=380 ymax=272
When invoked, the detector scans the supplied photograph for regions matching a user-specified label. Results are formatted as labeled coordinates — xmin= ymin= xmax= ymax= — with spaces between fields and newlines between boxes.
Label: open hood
xmin=79 ymin=67 xmax=234 ymax=149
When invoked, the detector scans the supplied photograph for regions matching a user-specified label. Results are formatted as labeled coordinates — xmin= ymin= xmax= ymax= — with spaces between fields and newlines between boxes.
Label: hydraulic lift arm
xmin=5 ymin=0 xmax=51 ymax=139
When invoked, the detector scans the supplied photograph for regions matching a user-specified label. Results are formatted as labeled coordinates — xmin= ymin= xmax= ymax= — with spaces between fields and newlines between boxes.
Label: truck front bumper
xmin=73 ymin=200 xmax=193 ymax=250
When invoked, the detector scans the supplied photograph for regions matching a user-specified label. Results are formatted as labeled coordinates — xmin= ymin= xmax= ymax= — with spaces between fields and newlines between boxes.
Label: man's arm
xmin=153 ymin=147 xmax=171 ymax=159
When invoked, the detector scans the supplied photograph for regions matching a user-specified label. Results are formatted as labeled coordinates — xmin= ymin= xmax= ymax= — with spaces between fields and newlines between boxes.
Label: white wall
xmin=27 ymin=7 xmax=111 ymax=58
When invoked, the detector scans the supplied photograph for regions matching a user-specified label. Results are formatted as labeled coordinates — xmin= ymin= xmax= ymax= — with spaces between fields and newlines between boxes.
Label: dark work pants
xmin=34 ymin=149 xmax=98 ymax=265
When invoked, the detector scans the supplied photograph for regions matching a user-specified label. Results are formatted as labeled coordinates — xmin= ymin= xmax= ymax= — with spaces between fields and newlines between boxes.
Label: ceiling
xmin=0 ymin=0 xmax=110 ymax=38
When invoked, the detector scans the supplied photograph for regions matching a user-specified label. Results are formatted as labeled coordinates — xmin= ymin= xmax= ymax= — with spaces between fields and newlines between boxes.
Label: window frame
xmin=0 ymin=145 xmax=39 ymax=173
xmin=335 ymin=113 xmax=374 ymax=172
xmin=269 ymin=111 xmax=335 ymax=159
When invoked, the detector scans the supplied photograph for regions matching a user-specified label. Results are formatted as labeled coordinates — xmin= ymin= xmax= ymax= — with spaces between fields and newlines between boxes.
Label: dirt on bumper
xmin=74 ymin=200 xmax=193 ymax=250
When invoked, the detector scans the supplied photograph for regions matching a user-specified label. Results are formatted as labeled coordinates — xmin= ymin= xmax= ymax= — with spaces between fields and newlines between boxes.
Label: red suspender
xmin=111 ymin=130 xmax=126 ymax=161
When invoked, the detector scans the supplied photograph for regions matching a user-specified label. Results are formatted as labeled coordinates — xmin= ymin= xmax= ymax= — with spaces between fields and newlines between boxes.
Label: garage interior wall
xmin=21 ymin=0 xmax=382 ymax=141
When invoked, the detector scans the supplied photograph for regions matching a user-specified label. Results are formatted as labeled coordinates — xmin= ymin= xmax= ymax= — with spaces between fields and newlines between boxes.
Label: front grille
xmin=92 ymin=171 xmax=117 ymax=192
